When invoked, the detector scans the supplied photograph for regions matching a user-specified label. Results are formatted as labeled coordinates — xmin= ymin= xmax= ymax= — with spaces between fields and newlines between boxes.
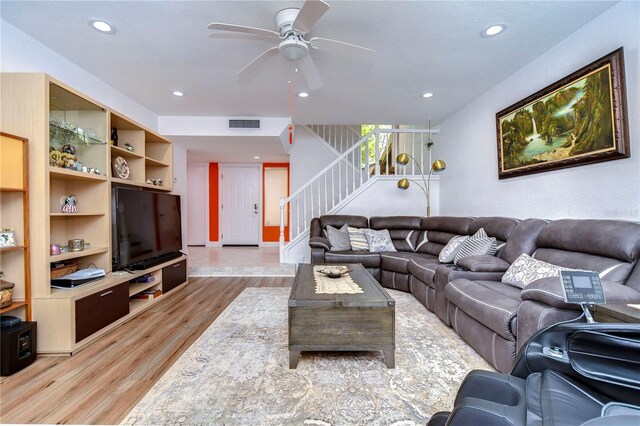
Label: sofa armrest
xmin=455 ymin=255 xmax=511 ymax=273
xmin=520 ymin=277 xmax=640 ymax=310
xmin=310 ymin=217 xmax=322 ymax=238
xmin=309 ymin=236 xmax=331 ymax=251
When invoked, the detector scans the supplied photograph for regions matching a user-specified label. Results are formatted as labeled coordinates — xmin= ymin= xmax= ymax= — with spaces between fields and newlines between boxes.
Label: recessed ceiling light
xmin=483 ymin=24 xmax=506 ymax=37
xmin=89 ymin=20 xmax=116 ymax=34
xmin=254 ymin=156 xmax=260 ymax=159
xmin=298 ymin=92 xmax=309 ymax=98
xmin=422 ymin=92 xmax=434 ymax=98
xmin=172 ymin=91 xmax=184 ymax=97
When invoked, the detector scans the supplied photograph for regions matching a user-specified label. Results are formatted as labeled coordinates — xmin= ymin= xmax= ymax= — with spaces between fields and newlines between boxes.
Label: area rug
xmin=121 ymin=288 xmax=493 ymax=425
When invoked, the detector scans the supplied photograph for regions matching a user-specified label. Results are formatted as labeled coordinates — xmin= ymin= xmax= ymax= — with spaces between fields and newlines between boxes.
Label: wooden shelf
xmin=49 ymin=167 xmax=108 ymax=182
xmin=129 ymin=297 xmax=152 ymax=312
xmin=0 ymin=187 xmax=26 ymax=193
xmin=0 ymin=245 xmax=25 ymax=252
xmin=0 ymin=300 xmax=28 ymax=314
xmin=50 ymin=212 xmax=105 ymax=217
xmin=111 ymin=145 xmax=143 ymax=159
xmin=49 ymin=246 xmax=108 ymax=262
xmin=145 ymin=157 xmax=168 ymax=167
xmin=111 ymin=177 xmax=171 ymax=192
xmin=129 ymin=280 xmax=162 ymax=297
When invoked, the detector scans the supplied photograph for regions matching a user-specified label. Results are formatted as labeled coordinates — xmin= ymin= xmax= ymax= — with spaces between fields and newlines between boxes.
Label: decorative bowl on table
xmin=317 ymin=266 xmax=351 ymax=279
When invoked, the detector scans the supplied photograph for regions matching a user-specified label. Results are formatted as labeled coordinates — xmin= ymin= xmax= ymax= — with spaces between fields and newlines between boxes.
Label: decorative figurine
xmin=60 ymin=195 xmax=78 ymax=213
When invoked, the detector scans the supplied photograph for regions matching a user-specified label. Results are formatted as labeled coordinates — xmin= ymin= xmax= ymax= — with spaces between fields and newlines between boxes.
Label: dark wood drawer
xmin=162 ymin=259 xmax=187 ymax=294
xmin=75 ymin=283 xmax=129 ymax=343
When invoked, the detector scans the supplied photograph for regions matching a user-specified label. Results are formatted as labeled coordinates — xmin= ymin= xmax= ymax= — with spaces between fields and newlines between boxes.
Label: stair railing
xmin=307 ymin=124 xmax=362 ymax=153
xmin=280 ymin=127 xmax=438 ymax=257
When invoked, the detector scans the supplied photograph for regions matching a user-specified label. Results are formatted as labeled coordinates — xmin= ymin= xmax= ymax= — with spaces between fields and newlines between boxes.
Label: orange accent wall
xmin=263 ymin=163 xmax=290 ymax=242
xmin=208 ymin=163 xmax=219 ymax=242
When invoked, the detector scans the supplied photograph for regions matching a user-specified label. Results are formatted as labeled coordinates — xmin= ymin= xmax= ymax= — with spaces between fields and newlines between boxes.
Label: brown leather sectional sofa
xmin=309 ymin=215 xmax=640 ymax=373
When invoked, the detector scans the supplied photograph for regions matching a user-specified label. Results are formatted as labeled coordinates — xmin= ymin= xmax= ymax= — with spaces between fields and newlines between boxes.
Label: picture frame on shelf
xmin=496 ymin=47 xmax=629 ymax=179
xmin=0 ymin=231 xmax=16 ymax=247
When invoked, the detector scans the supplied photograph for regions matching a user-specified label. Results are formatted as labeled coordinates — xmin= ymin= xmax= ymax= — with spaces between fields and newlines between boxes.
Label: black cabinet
xmin=75 ymin=282 xmax=129 ymax=343
xmin=162 ymin=259 xmax=187 ymax=294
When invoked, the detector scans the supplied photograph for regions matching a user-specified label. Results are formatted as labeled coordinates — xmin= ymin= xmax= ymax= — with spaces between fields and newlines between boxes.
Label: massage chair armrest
xmin=309 ymin=236 xmax=331 ymax=251
xmin=455 ymin=255 xmax=511 ymax=273
xmin=520 ymin=277 xmax=640 ymax=310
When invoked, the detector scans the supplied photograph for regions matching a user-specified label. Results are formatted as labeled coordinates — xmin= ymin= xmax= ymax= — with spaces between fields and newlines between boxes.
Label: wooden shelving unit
xmin=0 ymin=73 xmax=185 ymax=355
xmin=0 ymin=132 xmax=31 ymax=320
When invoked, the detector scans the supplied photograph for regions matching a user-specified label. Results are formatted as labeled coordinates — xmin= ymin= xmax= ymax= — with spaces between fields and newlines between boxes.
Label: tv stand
xmin=127 ymin=252 xmax=183 ymax=270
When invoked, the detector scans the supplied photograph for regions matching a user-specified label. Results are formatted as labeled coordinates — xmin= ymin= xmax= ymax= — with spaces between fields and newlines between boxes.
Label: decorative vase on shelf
xmin=111 ymin=128 xmax=118 ymax=146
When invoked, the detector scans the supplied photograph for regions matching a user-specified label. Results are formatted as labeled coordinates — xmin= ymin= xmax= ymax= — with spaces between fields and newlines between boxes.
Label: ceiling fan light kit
xmin=207 ymin=0 xmax=375 ymax=91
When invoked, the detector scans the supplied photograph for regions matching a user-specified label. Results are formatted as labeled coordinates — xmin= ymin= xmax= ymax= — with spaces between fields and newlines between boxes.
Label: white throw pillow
xmin=365 ymin=229 xmax=397 ymax=253
xmin=438 ymin=235 xmax=469 ymax=263
xmin=501 ymin=253 xmax=569 ymax=289
xmin=454 ymin=228 xmax=497 ymax=265
xmin=348 ymin=227 xmax=370 ymax=251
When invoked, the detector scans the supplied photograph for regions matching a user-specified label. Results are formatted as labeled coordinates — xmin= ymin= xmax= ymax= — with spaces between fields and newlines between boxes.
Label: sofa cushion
xmin=309 ymin=236 xmax=331 ymax=251
xmin=324 ymin=251 xmax=380 ymax=268
xmin=348 ymin=227 xmax=370 ymax=251
xmin=380 ymin=252 xmax=434 ymax=273
xmin=438 ymin=235 xmax=469 ymax=263
xmin=370 ymin=216 xmax=422 ymax=252
xmin=468 ymin=217 xmax=519 ymax=243
xmin=446 ymin=278 xmax=521 ymax=340
xmin=500 ymin=218 xmax=548 ymax=264
xmin=415 ymin=217 xmax=474 ymax=255
xmin=326 ymin=224 xmax=351 ymax=251
xmin=408 ymin=257 xmax=441 ymax=286
xmin=502 ymin=253 xmax=568 ymax=289
xmin=533 ymin=249 xmax=635 ymax=286
xmin=365 ymin=229 xmax=396 ymax=253
xmin=320 ymin=215 xmax=368 ymax=230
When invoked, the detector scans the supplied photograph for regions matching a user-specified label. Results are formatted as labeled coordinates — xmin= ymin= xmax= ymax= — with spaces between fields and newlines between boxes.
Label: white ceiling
xmin=1 ymin=1 xmax=617 ymax=153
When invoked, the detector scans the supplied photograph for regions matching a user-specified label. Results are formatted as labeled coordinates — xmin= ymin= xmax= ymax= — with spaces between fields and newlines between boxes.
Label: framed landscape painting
xmin=496 ymin=48 xmax=629 ymax=179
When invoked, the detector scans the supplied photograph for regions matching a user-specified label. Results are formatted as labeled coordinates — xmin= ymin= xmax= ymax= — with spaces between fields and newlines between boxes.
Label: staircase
xmin=279 ymin=126 xmax=438 ymax=262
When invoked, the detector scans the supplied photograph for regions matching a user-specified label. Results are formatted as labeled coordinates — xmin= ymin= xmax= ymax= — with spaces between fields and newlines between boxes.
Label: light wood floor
xmin=0 ymin=276 xmax=293 ymax=425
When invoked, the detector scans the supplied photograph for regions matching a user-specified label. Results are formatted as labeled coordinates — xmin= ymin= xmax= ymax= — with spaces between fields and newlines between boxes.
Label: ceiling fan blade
xmin=236 ymin=46 xmax=280 ymax=82
xmin=207 ymin=23 xmax=280 ymax=40
xmin=310 ymin=37 xmax=376 ymax=56
xmin=292 ymin=0 xmax=330 ymax=33
xmin=298 ymin=54 xmax=323 ymax=91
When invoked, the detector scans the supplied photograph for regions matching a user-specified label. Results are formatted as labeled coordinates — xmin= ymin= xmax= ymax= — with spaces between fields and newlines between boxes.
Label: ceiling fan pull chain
xmin=289 ymin=80 xmax=294 ymax=144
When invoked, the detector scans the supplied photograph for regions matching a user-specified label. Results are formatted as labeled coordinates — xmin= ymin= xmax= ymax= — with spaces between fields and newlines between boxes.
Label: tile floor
xmin=187 ymin=246 xmax=296 ymax=277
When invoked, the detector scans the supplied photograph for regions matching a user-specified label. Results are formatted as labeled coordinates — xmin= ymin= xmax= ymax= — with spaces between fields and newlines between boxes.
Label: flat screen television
xmin=112 ymin=187 xmax=182 ymax=270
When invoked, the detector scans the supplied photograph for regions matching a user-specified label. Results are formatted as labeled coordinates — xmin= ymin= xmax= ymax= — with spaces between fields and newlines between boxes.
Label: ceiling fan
xmin=207 ymin=0 xmax=375 ymax=91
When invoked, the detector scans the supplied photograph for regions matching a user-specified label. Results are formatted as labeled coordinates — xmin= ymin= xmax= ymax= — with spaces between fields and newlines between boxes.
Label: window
xmin=264 ymin=167 xmax=288 ymax=226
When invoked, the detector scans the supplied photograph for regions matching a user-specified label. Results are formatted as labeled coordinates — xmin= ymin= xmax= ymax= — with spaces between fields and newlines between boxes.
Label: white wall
xmin=289 ymin=125 xmax=343 ymax=192
xmin=0 ymin=19 xmax=158 ymax=130
xmin=437 ymin=1 xmax=639 ymax=220
xmin=172 ymin=144 xmax=188 ymax=252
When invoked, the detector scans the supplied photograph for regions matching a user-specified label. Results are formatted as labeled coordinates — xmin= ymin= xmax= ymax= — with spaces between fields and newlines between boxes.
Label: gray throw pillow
xmin=365 ymin=229 xmax=397 ymax=253
xmin=453 ymin=228 xmax=497 ymax=265
xmin=438 ymin=235 xmax=469 ymax=263
xmin=326 ymin=224 xmax=351 ymax=251
xmin=501 ymin=253 xmax=569 ymax=289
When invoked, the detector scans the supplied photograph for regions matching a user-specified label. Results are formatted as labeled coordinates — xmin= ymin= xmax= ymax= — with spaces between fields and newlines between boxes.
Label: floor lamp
xmin=396 ymin=153 xmax=446 ymax=217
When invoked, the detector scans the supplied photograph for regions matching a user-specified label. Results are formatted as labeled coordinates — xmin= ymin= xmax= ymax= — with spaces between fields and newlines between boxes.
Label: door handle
xmin=254 ymin=203 xmax=258 ymax=210
xmin=100 ymin=290 xmax=113 ymax=297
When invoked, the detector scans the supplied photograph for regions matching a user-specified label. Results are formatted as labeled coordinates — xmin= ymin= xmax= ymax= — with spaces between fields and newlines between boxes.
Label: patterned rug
xmin=121 ymin=288 xmax=493 ymax=425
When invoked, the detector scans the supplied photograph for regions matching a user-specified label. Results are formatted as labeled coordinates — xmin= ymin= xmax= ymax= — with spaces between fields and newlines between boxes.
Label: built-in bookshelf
xmin=0 ymin=73 xmax=185 ymax=355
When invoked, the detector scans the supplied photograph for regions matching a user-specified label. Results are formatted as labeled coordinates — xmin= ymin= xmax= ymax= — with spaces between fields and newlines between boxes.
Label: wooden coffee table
xmin=288 ymin=263 xmax=396 ymax=368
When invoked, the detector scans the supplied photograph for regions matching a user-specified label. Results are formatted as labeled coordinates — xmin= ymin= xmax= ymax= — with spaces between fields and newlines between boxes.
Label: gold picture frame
xmin=496 ymin=48 xmax=629 ymax=179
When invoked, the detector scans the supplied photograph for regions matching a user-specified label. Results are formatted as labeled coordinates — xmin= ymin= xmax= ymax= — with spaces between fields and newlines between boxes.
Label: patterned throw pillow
xmin=364 ymin=229 xmax=397 ymax=253
xmin=438 ymin=235 xmax=469 ymax=263
xmin=453 ymin=228 xmax=497 ymax=265
xmin=348 ymin=227 xmax=370 ymax=251
xmin=325 ymin=224 xmax=351 ymax=251
xmin=501 ymin=253 xmax=569 ymax=289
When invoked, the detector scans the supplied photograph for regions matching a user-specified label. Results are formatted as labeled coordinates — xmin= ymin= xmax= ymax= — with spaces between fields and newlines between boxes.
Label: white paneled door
xmin=220 ymin=165 xmax=261 ymax=245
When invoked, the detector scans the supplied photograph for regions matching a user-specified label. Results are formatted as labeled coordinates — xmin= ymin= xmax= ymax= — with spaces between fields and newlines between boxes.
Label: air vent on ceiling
xmin=229 ymin=119 xmax=261 ymax=129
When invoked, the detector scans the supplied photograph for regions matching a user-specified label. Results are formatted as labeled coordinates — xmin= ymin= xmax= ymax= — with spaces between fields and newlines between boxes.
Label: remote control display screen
xmin=560 ymin=270 xmax=606 ymax=304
